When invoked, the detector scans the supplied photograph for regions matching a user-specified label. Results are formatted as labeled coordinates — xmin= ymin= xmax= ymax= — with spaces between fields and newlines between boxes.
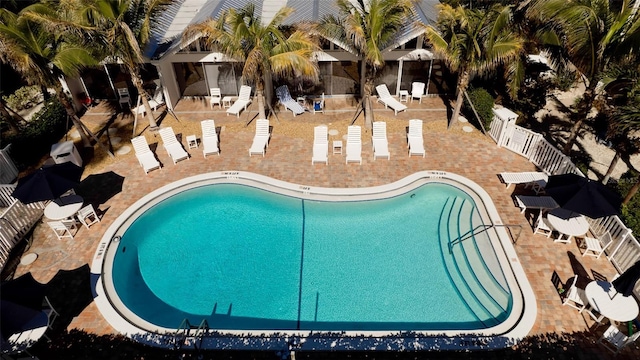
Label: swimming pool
xmin=92 ymin=171 xmax=536 ymax=349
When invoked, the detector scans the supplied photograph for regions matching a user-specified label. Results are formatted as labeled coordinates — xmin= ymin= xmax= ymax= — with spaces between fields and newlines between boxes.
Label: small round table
xmin=546 ymin=208 xmax=590 ymax=242
xmin=44 ymin=195 xmax=84 ymax=221
xmin=585 ymin=280 xmax=639 ymax=322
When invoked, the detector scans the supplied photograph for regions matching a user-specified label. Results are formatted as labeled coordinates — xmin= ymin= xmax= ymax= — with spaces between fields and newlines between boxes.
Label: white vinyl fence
xmin=491 ymin=107 xmax=639 ymax=298
xmin=0 ymin=145 xmax=19 ymax=184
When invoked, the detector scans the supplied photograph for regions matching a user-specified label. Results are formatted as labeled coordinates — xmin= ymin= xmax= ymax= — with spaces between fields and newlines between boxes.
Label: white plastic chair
xmin=580 ymin=231 xmax=613 ymax=259
xmin=345 ymin=125 xmax=362 ymax=164
xmin=313 ymin=93 xmax=325 ymax=114
xmin=76 ymin=204 xmax=100 ymax=229
xmin=533 ymin=211 xmax=553 ymax=238
xmin=598 ymin=324 xmax=640 ymax=355
xmin=131 ymin=136 xmax=161 ymax=174
xmin=276 ymin=85 xmax=306 ymax=116
xmin=376 ymin=84 xmax=407 ymax=115
xmin=201 ymin=120 xmax=220 ymax=157
xmin=562 ymin=275 xmax=589 ymax=312
xmin=411 ymin=82 xmax=425 ymax=103
xmin=372 ymin=122 xmax=390 ymax=160
xmin=158 ymin=127 xmax=189 ymax=164
xmin=227 ymin=85 xmax=252 ymax=117
xmin=209 ymin=88 xmax=221 ymax=109
xmin=117 ymin=87 xmax=131 ymax=109
xmin=48 ymin=220 xmax=78 ymax=240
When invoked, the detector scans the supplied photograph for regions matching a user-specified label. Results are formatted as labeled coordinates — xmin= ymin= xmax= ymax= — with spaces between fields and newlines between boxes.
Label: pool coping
xmin=91 ymin=170 xmax=536 ymax=351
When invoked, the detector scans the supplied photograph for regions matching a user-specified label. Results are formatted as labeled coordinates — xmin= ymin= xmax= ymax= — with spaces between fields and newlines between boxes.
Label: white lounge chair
xmin=514 ymin=195 xmax=559 ymax=214
xmin=209 ymin=88 xmax=221 ymax=109
xmin=372 ymin=121 xmax=390 ymax=160
xmin=312 ymin=125 xmax=328 ymax=165
xmin=579 ymin=231 xmax=613 ymax=259
xmin=407 ymin=119 xmax=425 ymax=157
xmin=376 ymin=84 xmax=407 ymax=115
xmin=131 ymin=136 xmax=161 ymax=174
xmin=201 ymin=119 xmax=219 ymax=157
xmin=134 ymin=87 xmax=165 ymax=115
xmin=227 ymin=85 xmax=252 ymax=117
xmin=249 ymin=119 xmax=270 ymax=156
xmin=499 ymin=172 xmax=548 ymax=193
xmin=411 ymin=82 xmax=425 ymax=103
xmin=276 ymin=85 xmax=306 ymax=116
xmin=158 ymin=127 xmax=189 ymax=164
xmin=345 ymin=125 xmax=362 ymax=164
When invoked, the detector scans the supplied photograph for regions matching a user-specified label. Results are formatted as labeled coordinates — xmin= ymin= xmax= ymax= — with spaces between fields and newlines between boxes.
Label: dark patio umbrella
xmin=613 ymin=260 xmax=640 ymax=297
xmin=544 ymin=173 xmax=621 ymax=218
xmin=0 ymin=273 xmax=48 ymax=339
xmin=11 ymin=162 xmax=83 ymax=204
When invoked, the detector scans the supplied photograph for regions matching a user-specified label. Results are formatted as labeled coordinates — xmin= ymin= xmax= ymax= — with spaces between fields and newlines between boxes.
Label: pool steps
xmin=439 ymin=197 xmax=510 ymax=327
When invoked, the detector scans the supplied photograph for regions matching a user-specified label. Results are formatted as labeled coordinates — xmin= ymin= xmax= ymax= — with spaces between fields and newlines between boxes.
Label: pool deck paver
xmin=7 ymin=96 xmax=638 ymax=357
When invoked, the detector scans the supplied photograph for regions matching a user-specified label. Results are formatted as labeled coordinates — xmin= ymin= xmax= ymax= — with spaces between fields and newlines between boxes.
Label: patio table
xmin=546 ymin=207 xmax=589 ymax=243
xmin=585 ymin=280 xmax=639 ymax=323
xmin=44 ymin=194 xmax=84 ymax=221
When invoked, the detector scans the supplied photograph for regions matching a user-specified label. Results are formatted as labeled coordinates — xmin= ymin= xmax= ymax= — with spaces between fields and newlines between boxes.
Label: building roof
xmin=147 ymin=0 xmax=440 ymax=60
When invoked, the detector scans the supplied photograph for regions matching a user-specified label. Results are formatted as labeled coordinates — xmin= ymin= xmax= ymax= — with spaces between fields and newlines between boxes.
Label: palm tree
xmin=609 ymin=105 xmax=640 ymax=205
xmin=422 ymin=3 xmax=524 ymax=128
xmin=526 ymin=0 xmax=640 ymax=154
xmin=24 ymin=0 xmax=171 ymax=132
xmin=183 ymin=3 xmax=319 ymax=120
xmin=0 ymin=7 xmax=96 ymax=147
xmin=318 ymin=0 xmax=415 ymax=129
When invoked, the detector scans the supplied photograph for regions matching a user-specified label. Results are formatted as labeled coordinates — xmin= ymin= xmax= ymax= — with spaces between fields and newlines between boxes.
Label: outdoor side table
xmin=332 ymin=140 xmax=343 ymax=154
xmin=399 ymin=90 xmax=409 ymax=102
xmin=186 ymin=135 xmax=198 ymax=149
xmin=222 ymin=96 xmax=233 ymax=108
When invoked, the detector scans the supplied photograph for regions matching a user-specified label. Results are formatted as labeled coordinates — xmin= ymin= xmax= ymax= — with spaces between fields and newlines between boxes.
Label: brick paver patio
xmin=6 ymin=95 xmax=638 ymax=358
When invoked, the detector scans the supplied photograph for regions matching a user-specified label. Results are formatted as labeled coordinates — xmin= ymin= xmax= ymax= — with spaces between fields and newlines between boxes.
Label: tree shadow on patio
xmin=45 ymin=264 xmax=95 ymax=334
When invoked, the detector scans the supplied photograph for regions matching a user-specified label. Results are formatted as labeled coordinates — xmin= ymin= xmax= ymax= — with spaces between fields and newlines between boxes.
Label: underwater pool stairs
xmin=440 ymin=197 xmax=510 ymax=329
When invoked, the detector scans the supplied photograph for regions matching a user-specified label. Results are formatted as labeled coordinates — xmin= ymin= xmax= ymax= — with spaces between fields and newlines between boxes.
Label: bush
xmin=616 ymin=170 xmax=640 ymax=236
xmin=5 ymin=98 xmax=69 ymax=170
xmin=463 ymin=87 xmax=494 ymax=130
xmin=2 ymin=85 xmax=40 ymax=110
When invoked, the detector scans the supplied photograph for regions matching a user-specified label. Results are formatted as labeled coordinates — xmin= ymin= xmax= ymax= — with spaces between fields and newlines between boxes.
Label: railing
xmin=0 ymin=145 xmax=18 ymax=184
xmin=492 ymin=106 xmax=639 ymax=298
xmin=0 ymin=199 xmax=46 ymax=268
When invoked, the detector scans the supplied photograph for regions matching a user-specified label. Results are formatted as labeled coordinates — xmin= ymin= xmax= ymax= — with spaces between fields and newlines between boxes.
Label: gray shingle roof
xmin=147 ymin=0 xmax=439 ymax=60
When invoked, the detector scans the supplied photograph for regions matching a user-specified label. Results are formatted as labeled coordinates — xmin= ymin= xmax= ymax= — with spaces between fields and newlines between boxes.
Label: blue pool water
xmin=111 ymin=182 xmax=512 ymax=332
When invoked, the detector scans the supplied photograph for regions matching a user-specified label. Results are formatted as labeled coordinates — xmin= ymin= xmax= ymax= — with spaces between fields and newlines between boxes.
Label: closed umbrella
xmin=0 ymin=273 xmax=48 ymax=340
xmin=544 ymin=173 xmax=621 ymax=218
xmin=613 ymin=260 xmax=640 ymax=297
xmin=11 ymin=162 xmax=83 ymax=204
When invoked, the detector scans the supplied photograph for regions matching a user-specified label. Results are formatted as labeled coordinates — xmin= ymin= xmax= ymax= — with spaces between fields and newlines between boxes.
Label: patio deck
xmin=6 ymin=95 xmax=638 ymax=357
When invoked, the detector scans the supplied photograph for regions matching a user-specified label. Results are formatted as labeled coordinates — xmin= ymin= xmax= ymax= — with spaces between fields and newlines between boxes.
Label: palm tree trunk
xmin=131 ymin=74 xmax=158 ymax=129
xmin=622 ymin=175 xmax=639 ymax=205
xmin=256 ymin=80 xmax=266 ymax=120
xmin=0 ymin=100 xmax=23 ymax=133
xmin=40 ymin=85 xmax=50 ymax=101
xmin=363 ymin=77 xmax=375 ymax=130
xmin=449 ymin=71 xmax=470 ymax=129
xmin=601 ymin=151 xmax=620 ymax=184
xmin=57 ymin=89 xmax=91 ymax=148
xmin=562 ymin=79 xmax=598 ymax=154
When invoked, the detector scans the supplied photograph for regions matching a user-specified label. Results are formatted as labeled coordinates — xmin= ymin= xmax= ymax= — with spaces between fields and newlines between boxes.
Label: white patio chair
xmin=158 ymin=127 xmax=189 ymax=164
xmin=533 ymin=210 xmax=553 ymax=238
xmin=131 ymin=136 xmax=161 ymax=174
xmin=372 ymin=121 xmax=390 ymax=160
xmin=227 ymin=85 xmax=252 ymax=117
xmin=562 ymin=275 xmax=589 ymax=312
xmin=376 ymin=84 xmax=407 ymax=115
xmin=133 ymin=87 xmax=165 ymax=115
xmin=410 ymin=82 xmax=425 ymax=103
xmin=201 ymin=120 xmax=220 ymax=157
xmin=598 ymin=324 xmax=640 ymax=355
xmin=312 ymin=125 xmax=328 ymax=165
xmin=48 ymin=220 xmax=78 ymax=240
xmin=76 ymin=204 xmax=100 ymax=229
xmin=346 ymin=125 xmax=362 ymax=164
xmin=209 ymin=88 xmax=221 ymax=109
xmin=117 ymin=87 xmax=131 ymax=109
xmin=249 ymin=119 xmax=270 ymax=156
xmin=579 ymin=231 xmax=613 ymax=259
xmin=276 ymin=85 xmax=306 ymax=116
xmin=407 ymin=119 xmax=425 ymax=157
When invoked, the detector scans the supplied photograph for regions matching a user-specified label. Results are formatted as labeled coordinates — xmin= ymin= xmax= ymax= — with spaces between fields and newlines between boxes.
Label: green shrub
xmin=2 ymin=85 xmax=40 ymax=110
xmin=5 ymin=98 xmax=69 ymax=170
xmin=616 ymin=170 xmax=640 ymax=236
xmin=463 ymin=87 xmax=494 ymax=130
